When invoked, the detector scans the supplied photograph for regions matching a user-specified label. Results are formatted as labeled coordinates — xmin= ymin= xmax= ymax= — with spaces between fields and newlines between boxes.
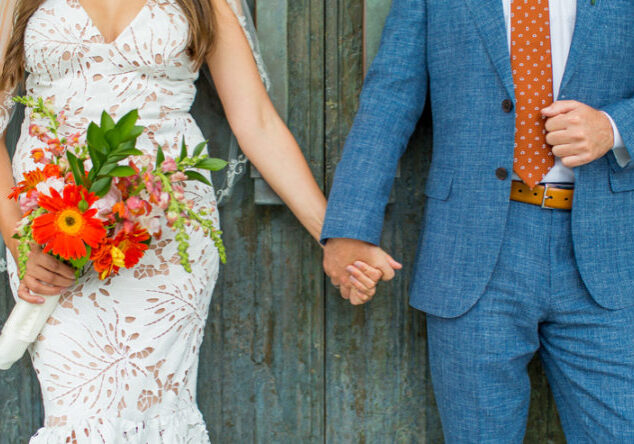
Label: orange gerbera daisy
xmin=32 ymin=184 xmax=106 ymax=260
xmin=91 ymin=224 xmax=150 ymax=279
xmin=115 ymin=224 xmax=150 ymax=268
xmin=8 ymin=164 xmax=62 ymax=200
xmin=90 ymin=241 xmax=118 ymax=280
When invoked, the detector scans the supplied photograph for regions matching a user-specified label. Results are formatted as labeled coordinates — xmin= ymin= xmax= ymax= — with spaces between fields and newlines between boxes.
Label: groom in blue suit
xmin=322 ymin=0 xmax=634 ymax=441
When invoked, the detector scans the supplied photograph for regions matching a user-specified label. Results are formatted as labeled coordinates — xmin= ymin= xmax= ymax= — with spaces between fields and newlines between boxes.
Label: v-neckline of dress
xmin=75 ymin=0 xmax=149 ymax=45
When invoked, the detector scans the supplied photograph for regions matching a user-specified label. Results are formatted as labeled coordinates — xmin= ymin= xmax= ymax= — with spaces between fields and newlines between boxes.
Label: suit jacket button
xmin=496 ymin=167 xmax=508 ymax=180
xmin=502 ymin=99 xmax=514 ymax=113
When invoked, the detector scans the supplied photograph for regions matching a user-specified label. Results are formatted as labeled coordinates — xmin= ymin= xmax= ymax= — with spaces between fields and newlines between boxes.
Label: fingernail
xmin=36 ymin=297 xmax=45 ymax=304
xmin=349 ymin=276 xmax=359 ymax=284
xmin=345 ymin=265 xmax=356 ymax=273
xmin=354 ymin=261 xmax=364 ymax=268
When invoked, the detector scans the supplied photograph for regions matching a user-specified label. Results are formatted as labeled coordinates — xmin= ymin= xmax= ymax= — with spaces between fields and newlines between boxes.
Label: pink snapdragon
xmin=92 ymin=187 xmax=122 ymax=220
xmin=18 ymin=193 xmax=39 ymax=214
xmin=161 ymin=157 xmax=178 ymax=173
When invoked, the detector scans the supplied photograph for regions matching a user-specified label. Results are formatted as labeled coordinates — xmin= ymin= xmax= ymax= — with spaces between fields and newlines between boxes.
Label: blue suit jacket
xmin=321 ymin=0 xmax=634 ymax=318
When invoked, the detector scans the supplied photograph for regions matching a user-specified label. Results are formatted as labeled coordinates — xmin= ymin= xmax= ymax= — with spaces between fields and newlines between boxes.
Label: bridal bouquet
xmin=0 ymin=97 xmax=227 ymax=369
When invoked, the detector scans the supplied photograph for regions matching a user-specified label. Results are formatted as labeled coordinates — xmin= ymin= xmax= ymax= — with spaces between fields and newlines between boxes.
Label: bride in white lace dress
xmin=0 ymin=0 xmax=395 ymax=442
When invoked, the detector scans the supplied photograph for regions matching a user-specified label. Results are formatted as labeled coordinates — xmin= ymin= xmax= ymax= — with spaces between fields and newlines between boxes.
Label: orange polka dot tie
xmin=511 ymin=0 xmax=555 ymax=188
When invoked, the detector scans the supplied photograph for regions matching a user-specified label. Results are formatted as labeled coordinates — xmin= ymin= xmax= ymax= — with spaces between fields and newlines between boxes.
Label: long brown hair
xmin=0 ymin=0 xmax=215 ymax=91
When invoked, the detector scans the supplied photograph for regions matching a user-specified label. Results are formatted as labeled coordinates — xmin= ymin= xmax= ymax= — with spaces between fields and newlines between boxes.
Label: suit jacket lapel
xmin=463 ymin=0 xmax=514 ymax=99
xmin=559 ymin=0 xmax=599 ymax=97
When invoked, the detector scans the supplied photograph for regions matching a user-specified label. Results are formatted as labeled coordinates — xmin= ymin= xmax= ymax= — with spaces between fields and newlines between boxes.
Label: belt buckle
xmin=541 ymin=184 xmax=554 ymax=209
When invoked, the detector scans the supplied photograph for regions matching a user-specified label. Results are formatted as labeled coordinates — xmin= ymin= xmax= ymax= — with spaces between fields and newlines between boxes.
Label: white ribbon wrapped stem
xmin=0 ymin=293 xmax=59 ymax=370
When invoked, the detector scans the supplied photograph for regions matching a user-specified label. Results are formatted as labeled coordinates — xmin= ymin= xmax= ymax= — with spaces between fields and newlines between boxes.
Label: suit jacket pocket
xmin=609 ymin=167 xmax=634 ymax=192
xmin=424 ymin=164 xmax=454 ymax=201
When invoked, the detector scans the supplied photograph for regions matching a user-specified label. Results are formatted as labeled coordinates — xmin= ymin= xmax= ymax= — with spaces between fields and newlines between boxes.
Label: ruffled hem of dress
xmin=29 ymin=406 xmax=210 ymax=444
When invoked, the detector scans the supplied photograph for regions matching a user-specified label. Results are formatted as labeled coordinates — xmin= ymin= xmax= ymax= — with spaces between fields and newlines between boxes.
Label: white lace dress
xmin=0 ymin=0 xmax=259 ymax=442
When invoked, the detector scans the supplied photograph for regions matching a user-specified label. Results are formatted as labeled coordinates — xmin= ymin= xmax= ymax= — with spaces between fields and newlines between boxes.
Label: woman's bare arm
xmin=205 ymin=0 xmax=400 ymax=304
xmin=206 ymin=0 xmax=326 ymax=240
xmin=0 ymin=2 xmax=75 ymax=303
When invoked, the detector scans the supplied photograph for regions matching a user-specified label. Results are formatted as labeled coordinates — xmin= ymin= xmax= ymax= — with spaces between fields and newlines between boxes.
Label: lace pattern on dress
xmin=6 ymin=1 xmax=221 ymax=440
xmin=0 ymin=90 xmax=15 ymax=135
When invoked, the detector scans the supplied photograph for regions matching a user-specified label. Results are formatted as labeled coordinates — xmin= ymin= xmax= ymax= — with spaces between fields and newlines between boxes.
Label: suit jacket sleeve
xmin=320 ymin=0 xmax=428 ymax=245
xmin=602 ymin=97 xmax=634 ymax=167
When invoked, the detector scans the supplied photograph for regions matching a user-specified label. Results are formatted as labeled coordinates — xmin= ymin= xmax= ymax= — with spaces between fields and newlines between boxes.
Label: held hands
xmin=542 ymin=100 xmax=615 ymax=168
xmin=16 ymin=245 xmax=74 ymax=304
xmin=323 ymin=238 xmax=402 ymax=306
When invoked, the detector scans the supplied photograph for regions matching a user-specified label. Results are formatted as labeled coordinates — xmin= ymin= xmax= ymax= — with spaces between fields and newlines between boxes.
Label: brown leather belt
xmin=510 ymin=180 xmax=574 ymax=210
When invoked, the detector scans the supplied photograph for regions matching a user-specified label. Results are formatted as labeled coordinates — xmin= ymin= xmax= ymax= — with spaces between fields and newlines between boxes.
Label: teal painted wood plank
xmin=194 ymin=0 xmax=326 ymax=441
xmin=251 ymin=0 xmax=288 ymax=205
xmin=364 ymin=0 xmax=392 ymax=72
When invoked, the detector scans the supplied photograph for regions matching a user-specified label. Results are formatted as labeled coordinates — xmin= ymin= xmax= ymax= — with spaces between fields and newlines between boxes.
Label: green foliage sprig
xmin=81 ymin=110 xmax=145 ymax=196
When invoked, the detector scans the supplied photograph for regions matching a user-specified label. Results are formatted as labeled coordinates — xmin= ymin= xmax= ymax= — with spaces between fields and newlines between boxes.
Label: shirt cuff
xmin=602 ymin=111 xmax=630 ymax=168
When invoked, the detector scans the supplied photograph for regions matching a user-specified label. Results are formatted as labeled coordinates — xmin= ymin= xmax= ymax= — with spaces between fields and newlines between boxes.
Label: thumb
xmin=541 ymin=100 xmax=580 ymax=117
xmin=385 ymin=253 xmax=403 ymax=270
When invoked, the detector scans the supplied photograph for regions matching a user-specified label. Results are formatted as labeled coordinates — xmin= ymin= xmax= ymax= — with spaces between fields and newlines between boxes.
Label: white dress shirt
xmin=502 ymin=0 xmax=628 ymax=183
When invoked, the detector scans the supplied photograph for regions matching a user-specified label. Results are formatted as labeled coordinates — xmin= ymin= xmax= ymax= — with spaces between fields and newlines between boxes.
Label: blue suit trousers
xmin=426 ymin=201 xmax=634 ymax=443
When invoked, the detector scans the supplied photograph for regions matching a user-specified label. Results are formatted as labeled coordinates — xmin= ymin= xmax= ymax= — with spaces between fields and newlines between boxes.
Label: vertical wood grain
xmin=194 ymin=0 xmax=326 ymax=442
xmin=325 ymin=2 xmax=438 ymax=441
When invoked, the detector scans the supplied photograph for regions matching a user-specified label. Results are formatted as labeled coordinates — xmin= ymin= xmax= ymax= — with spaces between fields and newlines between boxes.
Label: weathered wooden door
xmin=0 ymin=1 xmax=566 ymax=442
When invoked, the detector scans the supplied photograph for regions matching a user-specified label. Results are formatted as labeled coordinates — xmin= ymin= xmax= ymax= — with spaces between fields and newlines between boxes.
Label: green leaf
xmin=86 ymin=122 xmax=108 ymax=154
xmin=155 ymin=145 xmax=165 ymax=169
xmin=90 ymin=176 xmax=112 ymax=197
xmin=126 ymin=125 xmax=145 ymax=141
xmin=78 ymin=155 xmax=86 ymax=179
xmin=70 ymin=245 xmax=91 ymax=269
xmin=115 ymin=148 xmax=144 ymax=157
xmin=112 ymin=140 xmax=136 ymax=154
xmin=98 ymin=163 xmax=118 ymax=176
xmin=195 ymin=157 xmax=228 ymax=171
xmin=193 ymin=141 xmax=207 ymax=158
xmin=115 ymin=109 xmax=139 ymax=139
xmin=105 ymin=128 xmax=122 ymax=150
xmin=100 ymin=112 xmax=115 ymax=132
xmin=87 ymin=145 xmax=105 ymax=171
xmin=184 ymin=170 xmax=212 ymax=186
xmin=66 ymin=152 xmax=84 ymax=186
xmin=179 ymin=137 xmax=187 ymax=162
xmin=103 ymin=155 xmax=129 ymax=164
xmin=109 ymin=166 xmax=137 ymax=177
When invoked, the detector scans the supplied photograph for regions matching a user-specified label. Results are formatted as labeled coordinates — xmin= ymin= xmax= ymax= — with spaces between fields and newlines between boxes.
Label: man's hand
xmin=542 ymin=101 xmax=615 ymax=168
xmin=323 ymin=238 xmax=402 ymax=306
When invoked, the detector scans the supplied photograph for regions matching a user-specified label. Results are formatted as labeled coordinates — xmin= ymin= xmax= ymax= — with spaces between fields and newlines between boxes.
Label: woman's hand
xmin=17 ymin=245 xmax=75 ymax=304
xmin=323 ymin=238 xmax=402 ymax=305
xmin=344 ymin=261 xmax=384 ymax=305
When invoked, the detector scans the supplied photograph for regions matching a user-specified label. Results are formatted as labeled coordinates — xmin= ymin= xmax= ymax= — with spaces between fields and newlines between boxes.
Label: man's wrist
xmin=601 ymin=111 xmax=625 ymax=150
xmin=602 ymin=111 xmax=630 ymax=167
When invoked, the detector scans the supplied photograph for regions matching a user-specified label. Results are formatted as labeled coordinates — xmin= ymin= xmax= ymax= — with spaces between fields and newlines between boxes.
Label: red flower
xmin=115 ymin=224 xmax=150 ymax=268
xmin=90 ymin=241 xmax=116 ymax=280
xmin=32 ymin=184 xmax=106 ymax=260
xmin=91 ymin=224 xmax=149 ymax=279
xmin=8 ymin=165 xmax=61 ymax=200
xmin=31 ymin=148 xmax=46 ymax=163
